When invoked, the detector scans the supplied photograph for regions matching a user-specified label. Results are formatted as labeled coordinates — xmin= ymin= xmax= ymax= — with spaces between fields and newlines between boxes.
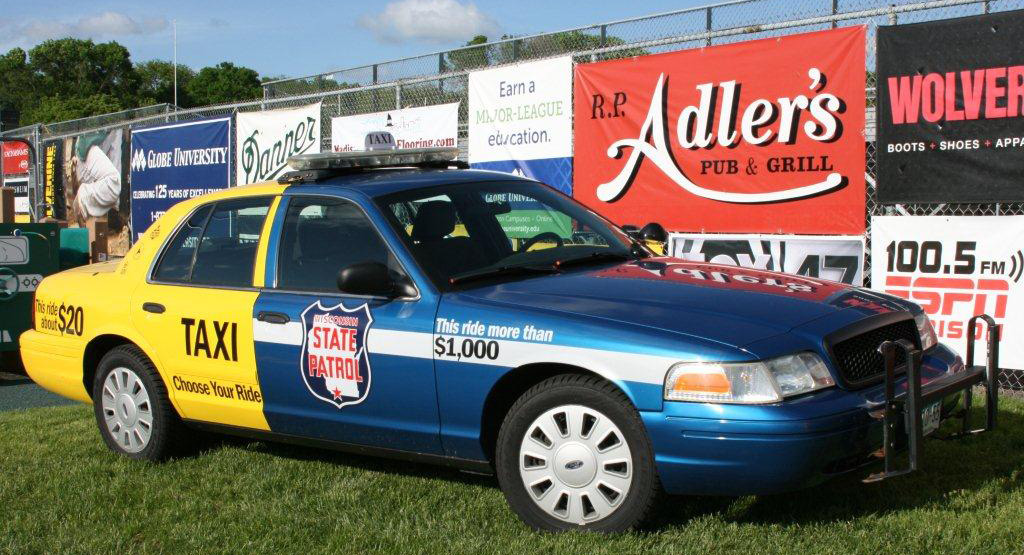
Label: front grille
xmin=830 ymin=319 xmax=920 ymax=387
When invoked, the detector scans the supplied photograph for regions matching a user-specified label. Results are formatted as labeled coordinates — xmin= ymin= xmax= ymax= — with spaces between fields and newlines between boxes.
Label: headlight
xmin=914 ymin=312 xmax=937 ymax=351
xmin=664 ymin=352 xmax=834 ymax=404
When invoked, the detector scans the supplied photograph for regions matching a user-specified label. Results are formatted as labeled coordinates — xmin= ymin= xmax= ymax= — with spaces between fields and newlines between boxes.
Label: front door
xmin=252 ymin=195 xmax=441 ymax=454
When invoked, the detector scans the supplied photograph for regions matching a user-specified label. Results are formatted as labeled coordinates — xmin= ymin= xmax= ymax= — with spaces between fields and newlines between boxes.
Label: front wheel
xmin=495 ymin=374 xmax=661 ymax=532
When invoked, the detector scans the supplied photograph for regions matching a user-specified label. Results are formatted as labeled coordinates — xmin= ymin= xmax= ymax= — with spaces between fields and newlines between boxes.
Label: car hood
xmin=456 ymin=258 xmax=911 ymax=349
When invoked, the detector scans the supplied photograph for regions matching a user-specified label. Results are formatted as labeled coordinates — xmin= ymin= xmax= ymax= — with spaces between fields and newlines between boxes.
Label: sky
xmin=0 ymin=0 xmax=711 ymax=80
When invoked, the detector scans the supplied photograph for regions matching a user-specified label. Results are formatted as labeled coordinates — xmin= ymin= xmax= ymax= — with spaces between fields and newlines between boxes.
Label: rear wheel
xmin=93 ymin=345 xmax=185 ymax=461
xmin=496 ymin=374 xmax=660 ymax=532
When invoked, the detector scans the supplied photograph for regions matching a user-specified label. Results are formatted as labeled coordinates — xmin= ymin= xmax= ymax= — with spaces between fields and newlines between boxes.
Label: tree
xmin=0 ymin=48 xmax=37 ymax=127
xmin=136 ymin=60 xmax=195 ymax=107
xmin=28 ymin=38 xmax=138 ymax=105
xmin=186 ymin=62 xmax=262 ymax=106
xmin=443 ymin=35 xmax=490 ymax=72
xmin=21 ymin=94 xmax=123 ymax=125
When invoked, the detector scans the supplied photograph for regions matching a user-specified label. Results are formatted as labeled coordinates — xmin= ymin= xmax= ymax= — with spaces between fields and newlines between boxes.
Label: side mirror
xmin=337 ymin=261 xmax=417 ymax=298
xmin=639 ymin=222 xmax=667 ymax=244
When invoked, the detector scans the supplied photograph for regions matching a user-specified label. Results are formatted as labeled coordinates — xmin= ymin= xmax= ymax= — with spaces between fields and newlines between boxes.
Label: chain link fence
xmin=2 ymin=0 xmax=1022 ymax=388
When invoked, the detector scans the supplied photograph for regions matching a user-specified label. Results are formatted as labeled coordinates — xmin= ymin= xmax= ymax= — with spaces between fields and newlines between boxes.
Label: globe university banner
xmin=468 ymin=56 xmax=573 ymax=195
xmin=130 ymin=117 xmax=231 ymax=240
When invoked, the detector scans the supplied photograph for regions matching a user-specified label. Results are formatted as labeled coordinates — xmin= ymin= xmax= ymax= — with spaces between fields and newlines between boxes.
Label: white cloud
xmin=1 ymin=11 xmax=168 ymax=47
xmin=359 ymin=0 xmax=498 ymax=44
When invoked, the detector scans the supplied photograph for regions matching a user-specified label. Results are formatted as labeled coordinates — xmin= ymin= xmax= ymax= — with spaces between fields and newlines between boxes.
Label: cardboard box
xmin=87 ymin=218 xmax=109 ymax=263
xmin=0 ymin=188 xmax=14 ymax=223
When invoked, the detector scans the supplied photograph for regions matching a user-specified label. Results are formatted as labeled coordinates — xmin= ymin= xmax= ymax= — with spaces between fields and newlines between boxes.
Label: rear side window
xmin=153 ymin=197 xmax=273 ymax=287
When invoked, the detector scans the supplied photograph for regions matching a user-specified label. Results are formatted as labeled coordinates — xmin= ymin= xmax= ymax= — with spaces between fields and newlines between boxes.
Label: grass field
xmin=2 ymin=401 xmax=1024 ymax=554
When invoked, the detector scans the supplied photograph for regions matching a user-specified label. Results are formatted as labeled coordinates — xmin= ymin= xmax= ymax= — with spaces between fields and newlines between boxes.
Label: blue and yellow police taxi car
xmin=21 ymin=134 xmax=1000 ymax=532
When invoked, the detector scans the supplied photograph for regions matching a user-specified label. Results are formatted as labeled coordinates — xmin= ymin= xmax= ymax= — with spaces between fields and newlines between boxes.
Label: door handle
xmin=142 ymin=302 xmax=165 ymax=314
xmin=257 ymin=311 xmax=290 ymax=324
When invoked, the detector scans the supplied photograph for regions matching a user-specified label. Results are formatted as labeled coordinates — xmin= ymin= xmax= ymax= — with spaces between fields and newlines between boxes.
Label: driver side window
xmin=276 ymin=197 xmax=402 ymax=293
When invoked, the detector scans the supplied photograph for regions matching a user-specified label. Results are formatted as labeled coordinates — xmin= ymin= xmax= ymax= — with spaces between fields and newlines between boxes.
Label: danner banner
xmin=573 ymin=27 xmax=866 ymax=234
xmin=877 ymin=10 xmax=1024 ymax=203
xmin=236 ymin=103 xmax=322 ymax=185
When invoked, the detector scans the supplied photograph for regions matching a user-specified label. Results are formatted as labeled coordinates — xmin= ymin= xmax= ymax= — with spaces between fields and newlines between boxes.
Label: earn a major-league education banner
xmin=332 ymin=103 xmax=458 ymax=152
xmin=236 ymin=102 xmax=322 ymax=185
xmin=669 ymin=233 xmax=865 ymax=285
xmin=130 ymin=117 xmax=231 ymax=240
xmin=468 ymin=56 xmax=573 ymax=195
xmin=877 ymin=10 xmax=1024 ymax=203
xmin=574 ymin=26 xmax=866 ymax=234
xmin=871 ymin=216 xmax=1024 ymax=369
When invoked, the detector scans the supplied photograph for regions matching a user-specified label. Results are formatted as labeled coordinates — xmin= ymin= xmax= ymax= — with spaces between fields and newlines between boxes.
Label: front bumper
xmin=643 ymin=343 xmax=976 ymax=496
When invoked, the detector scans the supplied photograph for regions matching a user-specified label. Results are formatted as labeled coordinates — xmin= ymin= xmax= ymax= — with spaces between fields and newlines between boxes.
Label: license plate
xmin=922 ymin=402 xmax=941 ymax=436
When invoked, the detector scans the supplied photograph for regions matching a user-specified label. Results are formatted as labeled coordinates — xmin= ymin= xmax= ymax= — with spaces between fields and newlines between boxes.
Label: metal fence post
xmin=600 ymin=25 xmax=607 ymax=48
xmin=832 ymin=0 xmax=838 ymax=28
xmin=705 ymin=7 xmax=713 ymax=46
xmin=888 ymin=5 xmax=897 ymax=25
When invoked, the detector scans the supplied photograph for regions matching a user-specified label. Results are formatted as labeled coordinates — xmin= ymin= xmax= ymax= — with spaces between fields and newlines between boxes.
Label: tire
xmin=495 ymin=374 xmax=661 ymax=532
xmin=92 ymin=345 xmax=186 ymax=461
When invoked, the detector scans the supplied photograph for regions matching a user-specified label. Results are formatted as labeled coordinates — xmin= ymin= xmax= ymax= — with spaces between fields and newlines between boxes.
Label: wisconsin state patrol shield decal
xmin=299 ymin=301 xmax=373 ymax=408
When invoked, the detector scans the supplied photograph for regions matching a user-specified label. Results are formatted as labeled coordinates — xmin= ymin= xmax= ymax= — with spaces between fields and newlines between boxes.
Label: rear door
xmin=252 ymin=194 xmax=442 ymax=454
xmin=132 ymin=195 xmax=277 ymax=430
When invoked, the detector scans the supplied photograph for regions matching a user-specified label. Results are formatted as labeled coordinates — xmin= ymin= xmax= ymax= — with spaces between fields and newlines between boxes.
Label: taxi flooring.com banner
xmin=573 ymin=27 xmax=866 ymax=234
xmin=468 ymin=56 xmax=573 ymax=195
xmin=871 ymin=215 xmax=1024 ymax=370
xmin=668 ymin=233 xmax=865 ymax=285
xmin=876 ymin=9 xmax=1024 ymax=203
xmin=130 ymin=117 xmax=231 ymax=240
xmin=331 ymin=103 xmax=458 ymax=153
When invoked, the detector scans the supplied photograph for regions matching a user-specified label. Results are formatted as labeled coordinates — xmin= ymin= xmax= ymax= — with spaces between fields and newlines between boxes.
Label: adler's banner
xmin=236 ymin=102 xmax=321 ymax=185
xmin=469 ymin=56 xmax=573 ymax=195
xmin=669 ymin=233 xmax=865 ymax=285
xmin=130 ymin=117 xmax=231 ymax=239
xmin=871 ymin=215 xmax=1024 ymax=369
xmin=574 ymin=27 xmax=866 ymax=234
xmin=332 ymin=103 xmax=458 ymax=152
xmin=877 ymin=10 xmax=1024 ymax=203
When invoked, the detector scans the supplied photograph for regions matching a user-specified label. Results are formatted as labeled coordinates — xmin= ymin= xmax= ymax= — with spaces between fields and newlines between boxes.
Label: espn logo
xmin=884 ymin=276 xmax=1006 ymax=340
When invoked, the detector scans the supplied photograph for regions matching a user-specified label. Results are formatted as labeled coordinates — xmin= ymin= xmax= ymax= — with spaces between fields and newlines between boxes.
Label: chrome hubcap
xmin=519 ymin=404 xmax=632 ymax=524
xmin=101 ymin=367 xmax=152 ymax=453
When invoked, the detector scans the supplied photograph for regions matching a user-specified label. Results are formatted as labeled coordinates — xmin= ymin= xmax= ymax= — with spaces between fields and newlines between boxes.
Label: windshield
xmin=377 ymin=180 xmax=639 ymax=288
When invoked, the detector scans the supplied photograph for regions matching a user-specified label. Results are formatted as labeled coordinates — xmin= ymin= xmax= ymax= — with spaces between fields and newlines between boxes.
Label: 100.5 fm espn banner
xmin=669 ymin=233 xmax=865 ymax=285
xmin=130 ymin=117 xmax=231 ymax=240
xmin=877 ymin=9 xmax=1024 ymax=203
xmin=573 ymin=26 xmax=865 ymax=234
xmin=871 ymin=216 xmax=1024 ymax=369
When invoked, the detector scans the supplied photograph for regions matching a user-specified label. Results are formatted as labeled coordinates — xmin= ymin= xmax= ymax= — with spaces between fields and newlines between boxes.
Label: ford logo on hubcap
xmin=564 ymin=460 xmax=584 ymax=470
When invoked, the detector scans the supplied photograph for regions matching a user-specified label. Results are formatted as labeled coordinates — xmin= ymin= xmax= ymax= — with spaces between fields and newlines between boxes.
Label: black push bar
xmin=864 ymin=314 xmax=999 ymax=483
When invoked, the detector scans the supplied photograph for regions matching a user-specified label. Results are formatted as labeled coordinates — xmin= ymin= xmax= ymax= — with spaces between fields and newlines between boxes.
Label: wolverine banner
xmin=877 ymin=10 xmax=1024 ymax=203
xmin=573 ymin=27 xmax=866 ymax=234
